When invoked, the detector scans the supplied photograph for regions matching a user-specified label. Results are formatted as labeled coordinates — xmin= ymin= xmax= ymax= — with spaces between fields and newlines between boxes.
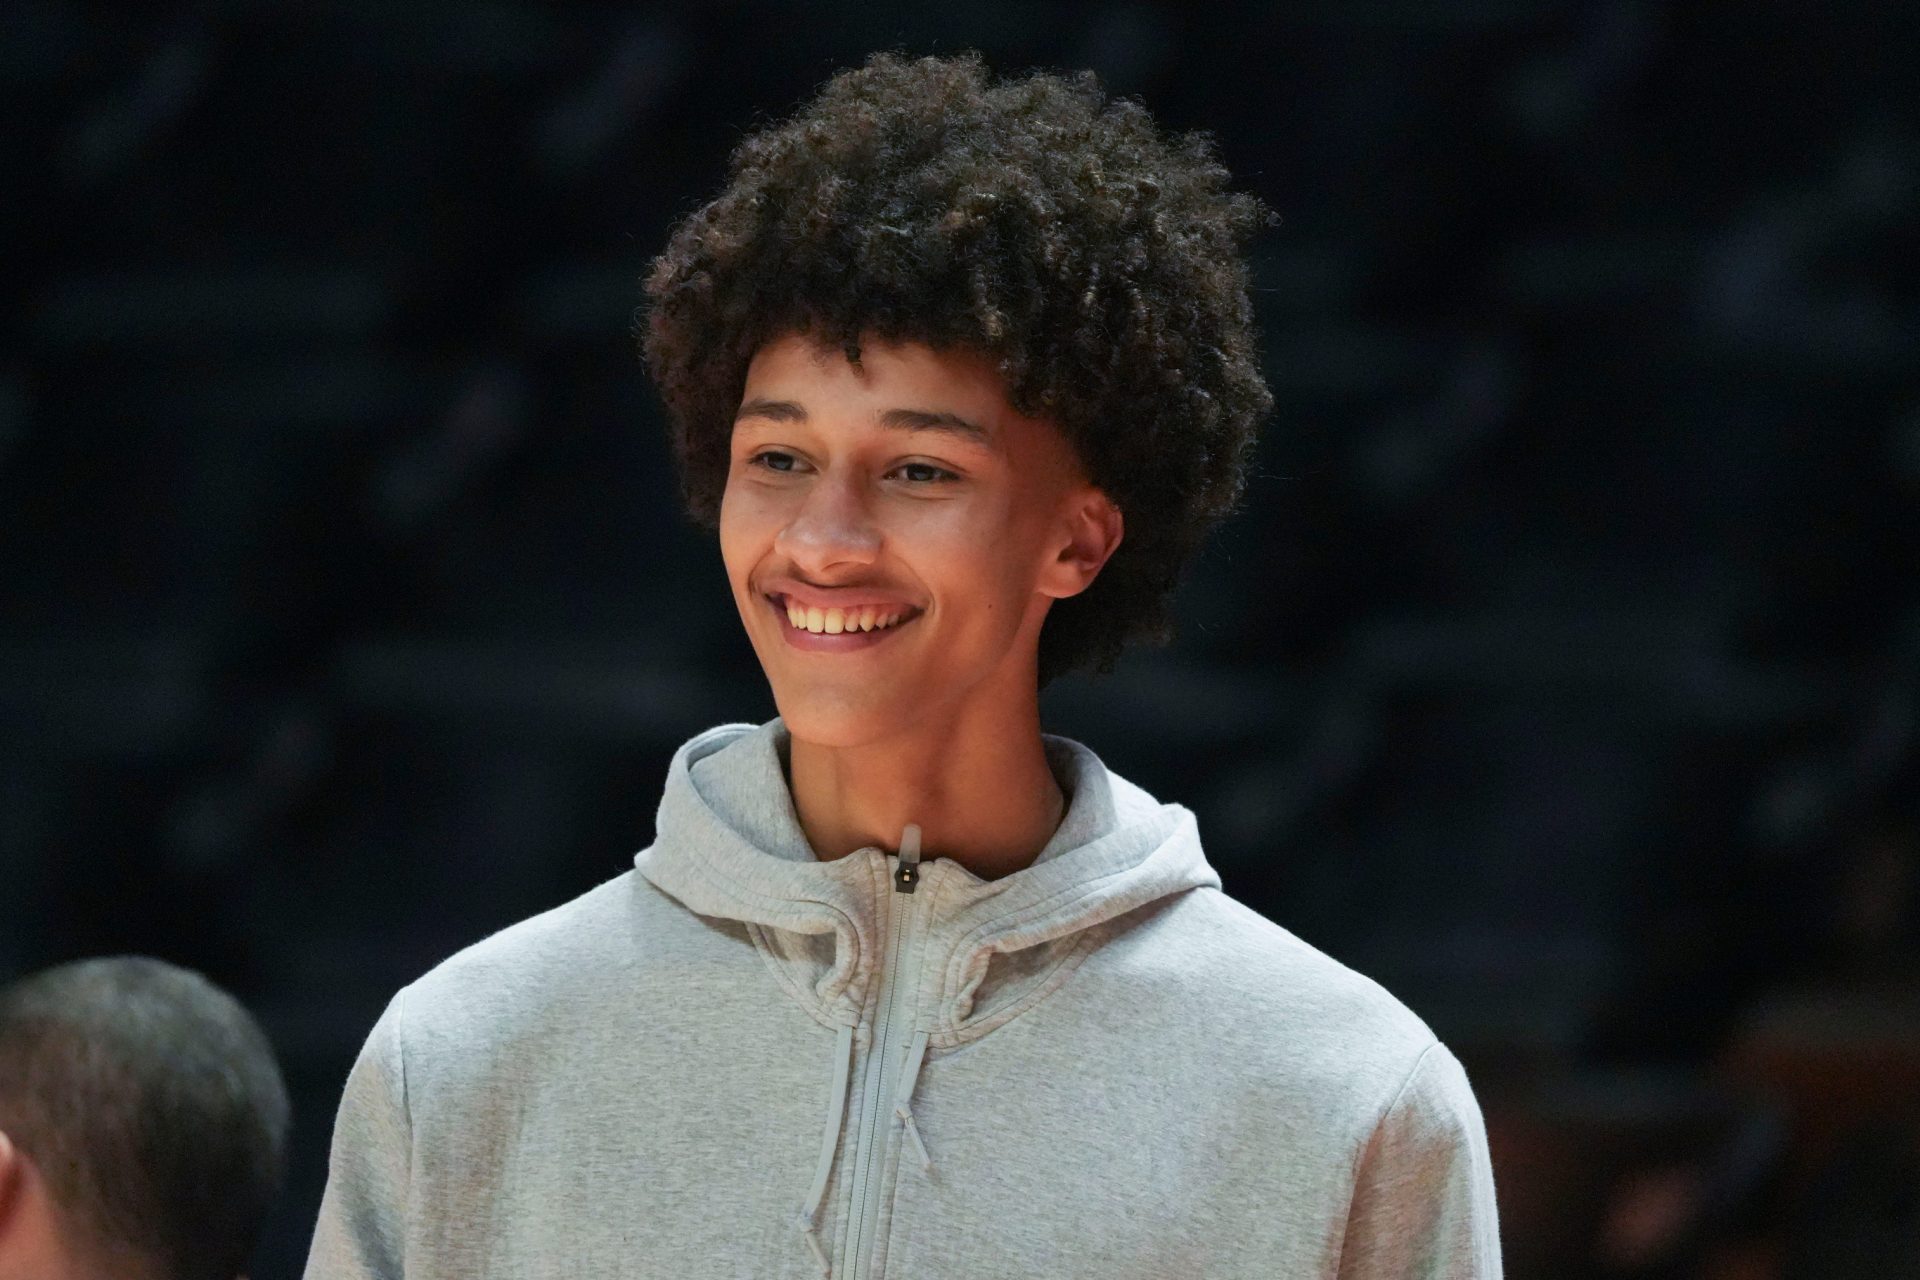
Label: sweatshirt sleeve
xmin=305 ymin=988 xmax=414 ymax=1280
xmin=1335 ymin=1040 xmax=1503 ymax=1280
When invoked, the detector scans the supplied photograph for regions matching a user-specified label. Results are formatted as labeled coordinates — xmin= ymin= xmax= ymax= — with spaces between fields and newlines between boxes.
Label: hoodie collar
xmin=635 ymin=717 xmax=1219 ymax=1046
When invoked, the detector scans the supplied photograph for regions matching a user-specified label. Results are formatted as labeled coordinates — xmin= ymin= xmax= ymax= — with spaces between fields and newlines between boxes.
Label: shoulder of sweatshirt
xmin=374 ymin=861 xmax=1462 ymax=1137
xmin=1081 ymin=884 xmax=1450 ymax=1117
xmin=379 ymin=867 xmax=686 ymax=1055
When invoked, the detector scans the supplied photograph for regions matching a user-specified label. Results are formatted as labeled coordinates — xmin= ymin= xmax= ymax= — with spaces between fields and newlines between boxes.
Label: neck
xmin=783 ymin=695 xmax=1067 ymax=882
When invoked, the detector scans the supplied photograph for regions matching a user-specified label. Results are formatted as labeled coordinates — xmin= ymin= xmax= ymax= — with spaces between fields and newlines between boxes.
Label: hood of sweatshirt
xmin=637 ymin=717 xmax=1230 ymax=1269
xmin=635 ymin=716 xmax=1221 ymax=1048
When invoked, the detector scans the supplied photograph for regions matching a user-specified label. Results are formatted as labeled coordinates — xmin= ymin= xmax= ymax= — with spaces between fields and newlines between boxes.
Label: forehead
xmin=738 ymin=334 xmax=1019 ymax=442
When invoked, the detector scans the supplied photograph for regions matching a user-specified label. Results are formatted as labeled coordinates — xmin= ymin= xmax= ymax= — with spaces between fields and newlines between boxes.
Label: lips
xmin=766 ymin=590 xmax=922 ymax=615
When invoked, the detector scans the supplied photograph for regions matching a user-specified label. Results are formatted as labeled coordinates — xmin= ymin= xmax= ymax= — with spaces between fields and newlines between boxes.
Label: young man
xmin=0 ymin=956 xmax=291 ymax=1280
xmin=308 ymin=51 xmax=1502 ymax=1278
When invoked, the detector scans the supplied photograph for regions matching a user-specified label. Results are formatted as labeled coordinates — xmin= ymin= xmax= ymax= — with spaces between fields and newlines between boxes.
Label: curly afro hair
xmin=639 ymin=50 xmax=1274 ymax=686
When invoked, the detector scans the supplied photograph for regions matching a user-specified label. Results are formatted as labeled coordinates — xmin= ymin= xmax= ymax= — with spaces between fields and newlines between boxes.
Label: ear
xmin=1037 ymin=485 xmax=1124 ymax=601
xmin=0 ymin=1129 xmax=20 ymax=1233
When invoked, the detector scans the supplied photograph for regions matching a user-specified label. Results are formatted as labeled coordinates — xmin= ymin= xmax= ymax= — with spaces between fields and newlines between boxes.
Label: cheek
xmin=920 ymin=509 xmax=1041 ymax=622
xmin=717 ymin=484 xmax=770 ymax=580
xmin=721 ymin=470 xmax=797 ymax=530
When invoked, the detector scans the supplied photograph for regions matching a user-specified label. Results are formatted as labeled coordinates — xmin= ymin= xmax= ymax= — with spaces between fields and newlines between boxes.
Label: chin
xmin=770 ymin=686 xmax=926 ymax=751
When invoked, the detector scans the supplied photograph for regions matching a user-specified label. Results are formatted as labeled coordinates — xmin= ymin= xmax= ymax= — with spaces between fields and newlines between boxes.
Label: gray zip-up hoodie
xmin=306 ymin=717 xmax=1502 ymax=1278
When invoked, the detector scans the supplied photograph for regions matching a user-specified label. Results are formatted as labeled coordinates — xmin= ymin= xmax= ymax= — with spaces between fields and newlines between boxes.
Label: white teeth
xmin=781 ymin=597 xmax=912 ymax=634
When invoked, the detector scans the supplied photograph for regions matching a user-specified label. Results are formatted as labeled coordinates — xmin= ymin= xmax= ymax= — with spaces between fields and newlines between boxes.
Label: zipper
xmin=840 ymin=831 xmax=924 ymax=1278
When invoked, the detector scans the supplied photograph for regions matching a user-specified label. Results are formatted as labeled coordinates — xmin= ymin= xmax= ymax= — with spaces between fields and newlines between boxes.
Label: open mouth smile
xmin=765 ymin=593 xmax=923 ymax=652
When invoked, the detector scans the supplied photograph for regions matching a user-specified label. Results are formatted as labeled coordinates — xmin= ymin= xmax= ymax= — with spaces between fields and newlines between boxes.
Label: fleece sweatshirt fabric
xmin=306 ymin=717 xmax=1503 ymax=1279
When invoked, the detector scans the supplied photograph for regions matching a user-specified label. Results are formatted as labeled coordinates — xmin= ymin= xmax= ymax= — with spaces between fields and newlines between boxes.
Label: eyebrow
xmin=734 ymin=398 xmax=994 ymax=447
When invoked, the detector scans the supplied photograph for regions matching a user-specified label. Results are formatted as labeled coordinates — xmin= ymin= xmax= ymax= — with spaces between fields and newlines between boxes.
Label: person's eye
xmin=747 ymin=450 xmax=803 ymax=474
xmin=893 ymin=461 xmax=960 ymax=485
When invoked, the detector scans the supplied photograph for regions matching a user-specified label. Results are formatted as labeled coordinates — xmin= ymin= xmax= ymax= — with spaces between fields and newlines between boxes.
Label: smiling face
xmin=720 ymin=332 xmax=1122 ymax=748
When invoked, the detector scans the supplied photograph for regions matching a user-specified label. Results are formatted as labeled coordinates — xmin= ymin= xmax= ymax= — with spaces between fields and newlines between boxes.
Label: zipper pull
xmin=894 ymin=822 xmax=922 ymax=893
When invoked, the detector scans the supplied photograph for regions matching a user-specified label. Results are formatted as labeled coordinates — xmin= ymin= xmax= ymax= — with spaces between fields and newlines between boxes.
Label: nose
xmin=772 ymin=466 xmax=880 ymax=576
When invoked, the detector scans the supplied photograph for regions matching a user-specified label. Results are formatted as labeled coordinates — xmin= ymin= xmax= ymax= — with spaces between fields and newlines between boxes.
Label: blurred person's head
xmin=0 ymin=957 xmax=290 ymax=1280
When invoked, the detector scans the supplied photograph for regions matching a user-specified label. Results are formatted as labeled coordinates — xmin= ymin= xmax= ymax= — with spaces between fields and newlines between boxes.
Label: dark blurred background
xmin=3 ymin=2 xmax=1917 ymax=1276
